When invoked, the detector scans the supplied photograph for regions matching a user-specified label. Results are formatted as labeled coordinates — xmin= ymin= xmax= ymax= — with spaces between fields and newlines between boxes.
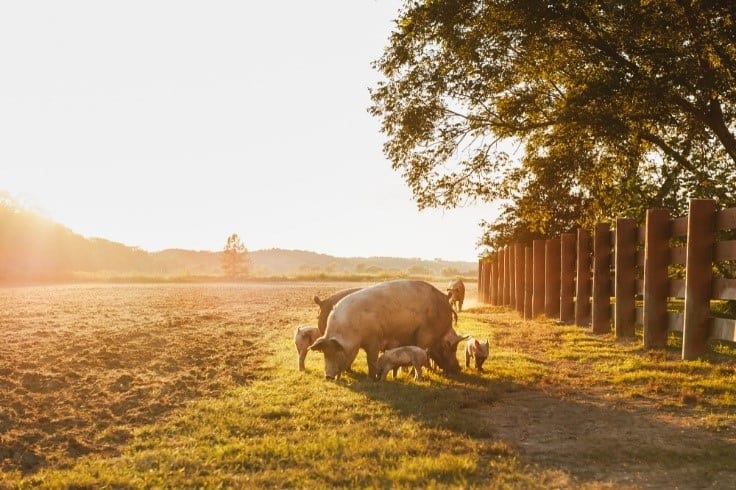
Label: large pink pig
xmin=309 ymin=280 xmax=466 ymax=380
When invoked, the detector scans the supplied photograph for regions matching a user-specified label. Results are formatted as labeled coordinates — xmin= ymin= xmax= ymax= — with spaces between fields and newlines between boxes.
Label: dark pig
xmin=446 ymin=278 xmax=465 ymax=312
xmin=313 ymin=288 xmax=362 ymax=333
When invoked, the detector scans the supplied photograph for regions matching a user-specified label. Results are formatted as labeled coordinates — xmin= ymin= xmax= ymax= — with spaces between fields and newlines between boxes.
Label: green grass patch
xmin=19 ymin=366 xmax=546 ymax=489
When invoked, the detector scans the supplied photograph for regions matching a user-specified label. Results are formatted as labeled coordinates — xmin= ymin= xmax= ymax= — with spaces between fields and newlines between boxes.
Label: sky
xmin=1 ymin=1 xmax=499 ymax=263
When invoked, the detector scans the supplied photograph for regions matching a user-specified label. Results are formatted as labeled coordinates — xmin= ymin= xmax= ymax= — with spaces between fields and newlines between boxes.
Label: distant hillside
xmin=249 ymin=249 xmax=476 ymax=277
xmin=0 ymin=197 xmax=477 ymax=282
xmin=146 ymin=248 xmax=476 ymax=278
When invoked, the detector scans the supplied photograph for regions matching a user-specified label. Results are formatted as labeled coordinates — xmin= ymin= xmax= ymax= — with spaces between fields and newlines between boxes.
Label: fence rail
xmin=477 ymin=199 xmax=736 ymax=360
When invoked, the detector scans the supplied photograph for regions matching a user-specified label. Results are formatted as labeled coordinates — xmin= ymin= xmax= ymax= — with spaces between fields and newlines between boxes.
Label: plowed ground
xmin=0 ymin=282 xmax=349 ymax=474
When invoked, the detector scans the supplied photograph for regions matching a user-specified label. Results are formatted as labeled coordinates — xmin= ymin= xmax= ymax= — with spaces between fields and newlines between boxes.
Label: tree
xmin=370 ymin=1 xmax=736 ymax=251
xmin=221 ymin=233 xmax=251 ymax=279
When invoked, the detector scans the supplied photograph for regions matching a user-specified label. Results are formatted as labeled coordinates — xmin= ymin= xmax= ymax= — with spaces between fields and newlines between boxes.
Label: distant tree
xmin=221 ymin=233 xmax=251 ymax=279
xmin=441 ymin=267 xmax=461 ymax=278
xmin=408 ymin=264 xmax=431 ymax=276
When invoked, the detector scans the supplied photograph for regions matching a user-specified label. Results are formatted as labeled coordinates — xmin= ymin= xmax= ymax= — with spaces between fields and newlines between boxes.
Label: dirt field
xmin=0 ymin=282 xmax=351 ymax=474
xmin=1 ymin=281 xmax=735 ymax=488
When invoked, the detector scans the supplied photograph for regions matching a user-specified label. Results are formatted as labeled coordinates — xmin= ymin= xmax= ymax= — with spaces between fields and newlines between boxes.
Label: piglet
xmin=465 ymin=337 xmax=490 ymax=371
xmin=375 ymin=346 xmax=430 ymax=381
xmin=293 ymin=325 xmax=321 ymax=371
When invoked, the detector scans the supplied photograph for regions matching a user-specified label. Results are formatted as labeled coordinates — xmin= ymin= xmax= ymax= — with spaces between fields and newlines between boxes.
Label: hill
xmin=0 ymin=197 xmax=477 ymax=282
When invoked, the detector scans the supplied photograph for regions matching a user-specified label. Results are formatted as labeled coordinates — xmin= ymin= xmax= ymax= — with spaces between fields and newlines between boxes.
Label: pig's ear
xmin=313 ymin=295 xmax=323 ymax=306
xmin=309 ymin=337 xmax=328 ymax=352
xmin=309 ymin=337 xmax=342 ymax=353
xmin=449 ymin=333 xmax=469 ymax=350
xmin=474 ymin=339 xmax=481 ymax=348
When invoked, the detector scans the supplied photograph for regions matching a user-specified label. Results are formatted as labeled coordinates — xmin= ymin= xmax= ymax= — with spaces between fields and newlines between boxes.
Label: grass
xmin=31 ymin=372 xmax=500 ymax=486
xmin=19 ymin=362 xmax=527 ymax=488
xmin=2 ymin=284 xmax=736 ymax=488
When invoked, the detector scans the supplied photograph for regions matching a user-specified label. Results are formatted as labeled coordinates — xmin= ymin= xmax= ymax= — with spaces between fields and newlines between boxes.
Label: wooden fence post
xmin=515 ymin=243 xmax=525 ymax=314
xmin=485 ymin=257 xmax=490 ymax=304
xmin=643 ymin=209 xmax=670 ymax=349
xmin=509 ymin=245 xmax=516 ymax=309
xmin=615 ymin=218 xmax=637 ymax=338
xmin=592 ymin=223 xmax=611 ymax=333
xmin=497 ymin=251 xmax=504 ymax=305
xmin=477 ymin=258 xmax=483 ymax=303
xmin=575 ymin=229 xmax=592 ymax=326
xmin=498 ymin=248 xmax=505 ymax=306
xmin=499 ymin=248 xmax=506 ymax=306
xmin=560 ymin=233 xmax=576 ymax=323
xmin=682 ymin=199 xmax=717 ymax=360
xmin=497 ymin=248 xmax=503 ymax=306
xmin=504 ymin=246 xmax=512 ymax=306
xmin=484 ymin=258 xmax=492 ymax=304
xmin=532 ymin=240 xmax=546 ymax=317
xmin=490 ymin=255 xmax=498 ymax=305
xmin=524 ymin=246 xmax=533 ymax=319
xmin=545 ymin=238 xmax=561 ymax=318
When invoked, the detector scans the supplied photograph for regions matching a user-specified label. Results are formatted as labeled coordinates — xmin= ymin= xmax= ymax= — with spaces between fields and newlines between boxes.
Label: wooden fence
xmin=477 ymin=199 xmax=736 ymax=360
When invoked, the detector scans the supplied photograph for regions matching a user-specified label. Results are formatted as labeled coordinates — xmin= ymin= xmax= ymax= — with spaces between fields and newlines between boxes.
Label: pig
xmin=465 ymin=337 xmax=490 ymax=371
xmin=309 ymin=280 xmax=467 ymax=380
xmin=375 ymin=346 xmax=430 ymax=381
xmin=293 ymin=325 xmax=321 ymax=371
xmin=313 ymin=288 xmax=362 ymax=333
xmin=446 ymin=278 xmax=465 ymax=312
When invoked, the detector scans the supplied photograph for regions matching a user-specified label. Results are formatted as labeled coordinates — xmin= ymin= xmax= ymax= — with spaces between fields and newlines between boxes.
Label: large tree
xmin=370 ymin=0 xmax=736 ymax=252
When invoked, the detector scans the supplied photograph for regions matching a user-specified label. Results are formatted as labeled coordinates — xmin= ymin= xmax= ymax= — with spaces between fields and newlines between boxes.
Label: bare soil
xmin=480 ymin=386 xmax=736 ymax=488
xmin=0 ymin=282 xmax=348 ymax=474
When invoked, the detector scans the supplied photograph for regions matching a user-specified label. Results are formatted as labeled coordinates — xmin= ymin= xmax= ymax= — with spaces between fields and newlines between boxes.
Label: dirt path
xmin=464 ymin=299 xmax=736 ymax=489
xmin=477 ymin=385 xmax=736 ymax=488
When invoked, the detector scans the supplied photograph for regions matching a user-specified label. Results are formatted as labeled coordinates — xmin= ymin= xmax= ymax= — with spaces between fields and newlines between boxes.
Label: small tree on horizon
xmin=221 ymin=233 xmax=251 ymax=279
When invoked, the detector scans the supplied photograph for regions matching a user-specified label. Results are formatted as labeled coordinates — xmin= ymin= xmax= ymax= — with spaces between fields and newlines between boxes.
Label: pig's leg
xmin=364 ymin=340 xmax=380 ymax=380
xmin=298 ymin=348 xmax=308 ymax=371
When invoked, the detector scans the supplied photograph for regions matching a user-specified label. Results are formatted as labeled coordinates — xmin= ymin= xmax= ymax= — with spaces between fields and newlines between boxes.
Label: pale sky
xmin=1 ymin=1 xmax=498 ymax=263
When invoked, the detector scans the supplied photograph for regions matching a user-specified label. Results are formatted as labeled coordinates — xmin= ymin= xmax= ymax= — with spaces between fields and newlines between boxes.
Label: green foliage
xmin=370 ymin=1 xmax=736 ymax=252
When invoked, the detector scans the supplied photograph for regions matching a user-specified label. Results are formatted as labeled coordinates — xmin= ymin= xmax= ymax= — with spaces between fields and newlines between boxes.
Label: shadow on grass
xmin=341 ymin=367 xmax=736 ymax=488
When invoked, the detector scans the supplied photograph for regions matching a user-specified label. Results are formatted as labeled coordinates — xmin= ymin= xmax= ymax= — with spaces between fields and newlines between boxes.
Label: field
xmin=1 ymin=281 xmax=735 ymax=488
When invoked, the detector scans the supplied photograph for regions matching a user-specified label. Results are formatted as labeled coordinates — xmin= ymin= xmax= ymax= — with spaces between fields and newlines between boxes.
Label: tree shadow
xmin=342 ymin=369 xmax=736 ymax=488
